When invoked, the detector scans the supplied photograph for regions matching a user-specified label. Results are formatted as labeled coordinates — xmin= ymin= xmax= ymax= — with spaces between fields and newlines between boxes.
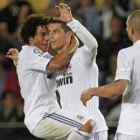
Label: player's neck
xmin=133 ymin=35 xmax=140 ymax=44
xmin=57 ymin=44 xmax=69 ymax=53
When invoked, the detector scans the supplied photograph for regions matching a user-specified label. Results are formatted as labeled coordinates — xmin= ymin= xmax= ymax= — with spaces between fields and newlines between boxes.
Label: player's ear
xmin=66 ymin=31 xmax=73 ymax=39
xmin=28 ymin=36 xmax=34 ymax=45
xmin=29 ymin=36 xmax=34 ymax=41
xmin=130 ymin=27 xmax=134 ymax=35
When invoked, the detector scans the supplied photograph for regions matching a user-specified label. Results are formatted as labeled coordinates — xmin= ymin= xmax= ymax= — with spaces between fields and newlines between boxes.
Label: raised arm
xmin=53 ymin=3 xmax=98 ymax=52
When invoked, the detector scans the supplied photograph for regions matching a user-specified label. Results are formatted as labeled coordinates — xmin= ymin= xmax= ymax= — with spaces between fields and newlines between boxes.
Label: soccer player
xmin=7 ymin=14 xmax=94 ymax=140
xmin=81 ymin=10 xmax=140 ymax=140
xmin=49 ymin=3 xmax=108 ymax=140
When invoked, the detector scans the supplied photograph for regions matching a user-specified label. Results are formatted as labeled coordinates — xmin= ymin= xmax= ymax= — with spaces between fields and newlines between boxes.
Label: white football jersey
xmin=115 ymin=40 xmax=140 ymax=136
xmin=17 ymin=45 xmax=60 ymax=133
xmin=55 ymin=19 xmax=108 ymax=133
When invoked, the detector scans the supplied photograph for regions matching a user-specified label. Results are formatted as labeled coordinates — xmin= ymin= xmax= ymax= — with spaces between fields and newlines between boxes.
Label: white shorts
xmin=114 ymin=132 xmax=140 ymax=140
xmin=89 ymin=131 xmax=108 ymax=140
xmin=32 ymin=109 xmax=91 ymax=140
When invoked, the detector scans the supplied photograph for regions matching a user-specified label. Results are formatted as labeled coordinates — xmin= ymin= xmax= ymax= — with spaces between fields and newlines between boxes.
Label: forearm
xmin=67 ymin=19 xmax=98 ymax=51
xmin=91 ymin=80 xmax=127 ymax=98
xmin=91 ymin=83 xmax=121 ymax=98
xmin=54 ymin=45 xmax=76 ymax=68
xmin=47 ymin=35 xmax=78 ymax=71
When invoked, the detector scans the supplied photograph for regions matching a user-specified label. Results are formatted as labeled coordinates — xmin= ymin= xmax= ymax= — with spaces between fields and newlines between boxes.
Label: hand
xmin=53 ymin=3 xmax=73 ymax=23
xmin=81 ymin=88 xmax=93 ymax=106
xmin=6 ymin=48 xmax=19 ymax=66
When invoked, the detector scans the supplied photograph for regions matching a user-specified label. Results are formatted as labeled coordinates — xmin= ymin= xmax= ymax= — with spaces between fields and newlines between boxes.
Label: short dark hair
xmin=48 ymin=19 xmax=72 ymax=33
xmin=19 ymin=14 xmax=49 ymax=44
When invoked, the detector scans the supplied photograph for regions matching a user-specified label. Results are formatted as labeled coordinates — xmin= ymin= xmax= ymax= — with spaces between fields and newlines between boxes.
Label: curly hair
xmin=19 ymin=14 xmax=49 ymax=44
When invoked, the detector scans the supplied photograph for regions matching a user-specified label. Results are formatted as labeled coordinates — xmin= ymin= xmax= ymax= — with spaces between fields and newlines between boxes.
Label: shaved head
xmin=127 ymin=10 xmax=140 ymax=34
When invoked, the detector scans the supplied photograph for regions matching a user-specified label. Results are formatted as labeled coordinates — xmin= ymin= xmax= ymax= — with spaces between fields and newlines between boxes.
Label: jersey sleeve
xmin=67 ymin=19 xmax=98 ymax=61
xmin=115 ymin=50 xmax=131 ymax=82
xmin=25 ymin=48 xmax=54 ymax=72
xmin=67 ymin=19 xmax=98 ymax=51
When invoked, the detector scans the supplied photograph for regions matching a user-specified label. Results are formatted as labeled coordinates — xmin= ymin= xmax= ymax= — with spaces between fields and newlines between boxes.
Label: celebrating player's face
xmin=48 ymin=23 xmax=71 ymax=52
xmin=30 ymin=25 xmax=49 ymax=52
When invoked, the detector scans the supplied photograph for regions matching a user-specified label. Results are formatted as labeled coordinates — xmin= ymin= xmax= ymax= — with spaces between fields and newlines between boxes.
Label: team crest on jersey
xmin=33 ymin=48 xmax=44 ymax=57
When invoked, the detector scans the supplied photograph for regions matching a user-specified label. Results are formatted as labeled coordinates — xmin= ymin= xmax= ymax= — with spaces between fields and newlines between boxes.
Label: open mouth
xmin=41 ymin=44 xmax=48 ymax=51
xmin=49 ymin=38 xmax=55 ymax=44
xmin=50 ymin=42 xmax=55 ymax=45
xmin=42 ymin=44 xmax=48 ymax=47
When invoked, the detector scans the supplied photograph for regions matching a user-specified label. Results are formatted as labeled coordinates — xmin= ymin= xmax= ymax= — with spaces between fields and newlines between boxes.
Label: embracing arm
xmin=81 ymin=79 xmax=128 ymax=106
xmin=47 ymin=34 xmax=79 ymax=71
xmin=6 ymin=35 xmax=79 ymax=72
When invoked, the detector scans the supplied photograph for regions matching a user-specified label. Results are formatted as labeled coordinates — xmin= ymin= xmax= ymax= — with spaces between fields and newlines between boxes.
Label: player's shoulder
xmin=119 ymin=46 xmax=133 ymax=54
xmin=31 ymin=47 xmax=44 ymax=57
xmin=22 ymin=45 xmax=44 ymax=56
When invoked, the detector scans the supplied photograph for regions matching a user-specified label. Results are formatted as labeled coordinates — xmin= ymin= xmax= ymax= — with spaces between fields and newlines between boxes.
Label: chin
xmin=51 ymin=46 xmax=57 ymax=50
xmin=41 ymin=47 xmax=48 ymax=52
xmin=44 ymin=48 xmax=48 ymax=52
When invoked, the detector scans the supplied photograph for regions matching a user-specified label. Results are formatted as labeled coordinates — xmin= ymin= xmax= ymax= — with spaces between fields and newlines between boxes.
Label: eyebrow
xmin=41 ymin=31 xmax=47 ymax=33
xmin=49 ymin=28 xmax=60 ymax=31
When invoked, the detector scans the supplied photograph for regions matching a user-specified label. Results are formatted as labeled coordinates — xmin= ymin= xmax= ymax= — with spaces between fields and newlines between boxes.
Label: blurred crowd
xmin=0 ymin=0 xmax=139 ymax=130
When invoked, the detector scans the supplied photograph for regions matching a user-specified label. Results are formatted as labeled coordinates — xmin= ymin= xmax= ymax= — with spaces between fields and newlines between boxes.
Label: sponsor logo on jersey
xmin=33 ymin=48 xmax=44 ymax=57
xmin=56 ymin=75 xmax=73 ymax=87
